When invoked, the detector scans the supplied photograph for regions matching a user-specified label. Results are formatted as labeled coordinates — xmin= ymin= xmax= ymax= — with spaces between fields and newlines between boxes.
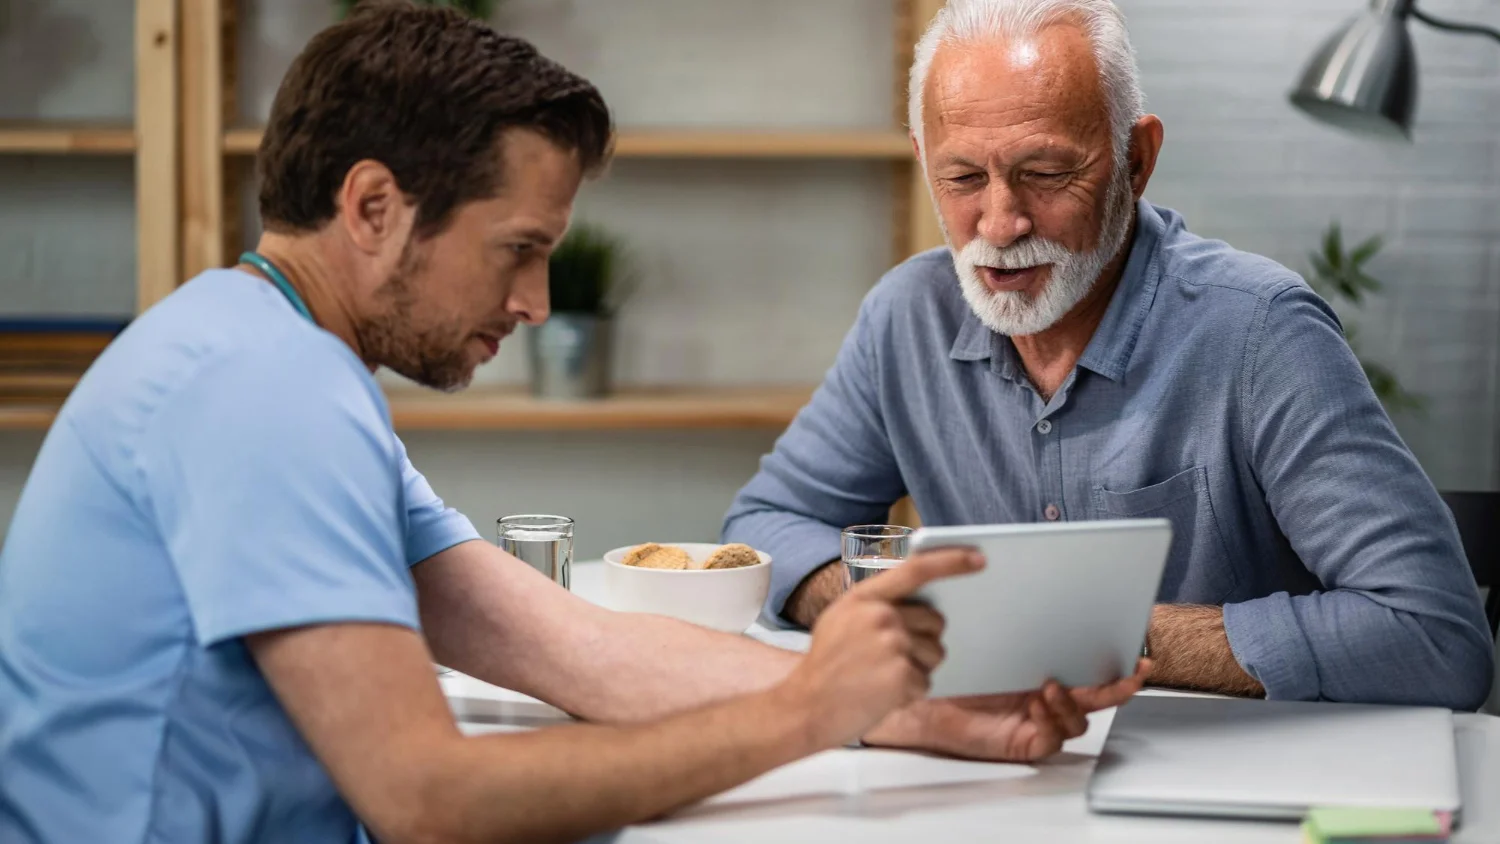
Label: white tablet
xmin=908 ymin=519 xmax=1172 ymax=698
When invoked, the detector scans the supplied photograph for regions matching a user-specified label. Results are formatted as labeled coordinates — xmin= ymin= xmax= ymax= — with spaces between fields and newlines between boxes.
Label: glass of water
xmin=842 ymin=524 xmax=913 ymax=587
xmin=498 ymin=514 xmax=575 ymax=590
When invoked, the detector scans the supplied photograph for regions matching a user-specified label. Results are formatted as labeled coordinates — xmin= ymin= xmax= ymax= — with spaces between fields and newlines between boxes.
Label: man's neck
xmin=240 ymin=233 xmax=368 ymax=365
xmin=1010 ymin=217 xmax=1137 ymax=402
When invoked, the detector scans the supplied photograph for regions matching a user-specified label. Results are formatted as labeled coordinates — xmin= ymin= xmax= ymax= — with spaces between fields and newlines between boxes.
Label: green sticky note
xmin=1300 ymin=817 xmax=1330 ymax=844
xmin=1305 ymin=807 xmax=1442 ymax=837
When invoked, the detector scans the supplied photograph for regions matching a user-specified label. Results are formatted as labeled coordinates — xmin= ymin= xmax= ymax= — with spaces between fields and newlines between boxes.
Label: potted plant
xmin=529 ymin=223 xmax=635 ymax=400
xmin=334 ymin=0 xmax=499 ymax=19
xmin=1306 ymin=222 xmax=1423 ymax=412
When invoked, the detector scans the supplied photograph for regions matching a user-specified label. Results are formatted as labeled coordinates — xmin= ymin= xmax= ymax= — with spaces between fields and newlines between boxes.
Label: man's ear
xmin=1127 ymin=115 xmax=1165 ymax=199
xmin=336 ymin=160 xmax=413 ymax=255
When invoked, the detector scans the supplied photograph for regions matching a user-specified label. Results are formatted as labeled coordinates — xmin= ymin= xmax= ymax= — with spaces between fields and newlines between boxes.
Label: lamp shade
xmin=1289 ymin=3 xmax=1419 ymax=140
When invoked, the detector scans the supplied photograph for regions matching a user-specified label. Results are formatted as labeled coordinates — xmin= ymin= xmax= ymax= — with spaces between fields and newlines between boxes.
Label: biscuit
xmin=703 ymin=543 xmax=761 ymax=570
xmin=622 ymin=543 xmax=692 ymax=570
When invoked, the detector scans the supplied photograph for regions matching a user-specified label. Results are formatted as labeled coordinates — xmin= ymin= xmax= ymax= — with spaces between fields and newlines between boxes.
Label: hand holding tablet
xmin=902 ymin=519 xmax=1172 ymax=698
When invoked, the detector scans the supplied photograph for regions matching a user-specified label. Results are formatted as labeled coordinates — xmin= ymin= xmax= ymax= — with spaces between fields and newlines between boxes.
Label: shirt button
xmin=1044 ymin=504 xmax=1061 ymax=521
xmin=1036 ymin=419 xmax=1053 ymax=435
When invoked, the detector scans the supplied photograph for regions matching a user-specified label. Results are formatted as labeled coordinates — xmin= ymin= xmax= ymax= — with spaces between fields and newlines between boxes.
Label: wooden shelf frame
xmin=136 ymin=0 xmax=180 ymax=310
xmin=0 ymin=123 xmax=138 ymax=154
xmin=0 ymin=1 xmax=945 ymax=447
xmin=0 ymin=385 xmax=816 ymax=432
xmin=4 ymin=2 xmax=941 ymax=525
xmin=223 ymin=126 xmax=914 ymax=160
xmin=388 ymin=386 xmax=815 ymax=431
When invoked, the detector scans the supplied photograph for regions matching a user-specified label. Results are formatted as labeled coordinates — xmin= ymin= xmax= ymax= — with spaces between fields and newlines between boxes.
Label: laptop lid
xmin=1086 ymin=695 xmax=1461 ymax=822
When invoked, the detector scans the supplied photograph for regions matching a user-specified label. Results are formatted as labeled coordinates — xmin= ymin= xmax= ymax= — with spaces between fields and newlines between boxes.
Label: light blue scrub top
xmin=0 ymin=270 xmax=480 ymax=843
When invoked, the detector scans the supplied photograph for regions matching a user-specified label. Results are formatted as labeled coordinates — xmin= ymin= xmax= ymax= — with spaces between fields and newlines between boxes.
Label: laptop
xmin=1087 ymin=694 xmax=1461 ymax=822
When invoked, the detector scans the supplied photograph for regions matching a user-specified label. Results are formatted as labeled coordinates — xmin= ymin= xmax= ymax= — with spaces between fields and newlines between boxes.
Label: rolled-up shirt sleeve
xmin=723 ymin=289 xmax=907 ymax=627
xmin=1224 ymin=284 xmax=1495 ymax=709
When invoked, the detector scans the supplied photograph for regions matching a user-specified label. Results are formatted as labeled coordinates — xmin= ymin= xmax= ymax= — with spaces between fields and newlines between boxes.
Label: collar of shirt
xmin=947 ymin=199 xmax=1167 ymax=386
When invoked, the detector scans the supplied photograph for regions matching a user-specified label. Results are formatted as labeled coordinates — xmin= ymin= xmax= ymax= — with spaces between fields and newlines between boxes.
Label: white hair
xmin=908 ymin=0 xmax=1145 ymax=167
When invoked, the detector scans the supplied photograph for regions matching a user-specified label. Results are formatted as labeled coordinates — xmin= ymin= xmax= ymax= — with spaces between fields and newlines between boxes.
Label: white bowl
xmin=601 ymin=542 xmax=772 ymax=633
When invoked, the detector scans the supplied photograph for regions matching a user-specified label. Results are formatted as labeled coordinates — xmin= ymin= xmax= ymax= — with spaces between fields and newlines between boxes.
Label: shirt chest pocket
xmin=1092 ymin=466 xmax=1239 ymax=604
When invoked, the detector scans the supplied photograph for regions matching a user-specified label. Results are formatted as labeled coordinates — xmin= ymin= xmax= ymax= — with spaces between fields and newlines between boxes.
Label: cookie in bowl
xmin=602 ymin=542 xmax=772 ymax=633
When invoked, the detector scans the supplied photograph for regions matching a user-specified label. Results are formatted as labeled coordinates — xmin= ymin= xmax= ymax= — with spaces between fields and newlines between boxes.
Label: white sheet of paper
xmin=703 ymin=749 xmax=1035 ymax=807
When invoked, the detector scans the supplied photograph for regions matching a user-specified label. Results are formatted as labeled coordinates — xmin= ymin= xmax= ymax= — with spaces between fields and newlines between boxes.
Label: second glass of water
xmin=842 ymin=524 xmax=913 ymax=586
xmin=498 ymin=514 xmax=574 ymax=590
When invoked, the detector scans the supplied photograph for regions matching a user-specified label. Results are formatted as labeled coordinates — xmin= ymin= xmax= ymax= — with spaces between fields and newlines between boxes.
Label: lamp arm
xmin=1410 ymin=5 xmax=1500 ymax=44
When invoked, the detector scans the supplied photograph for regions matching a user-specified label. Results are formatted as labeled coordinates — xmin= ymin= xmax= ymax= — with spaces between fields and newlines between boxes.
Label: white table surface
xmin=440 ymin=561 xmax=1500 ymax=843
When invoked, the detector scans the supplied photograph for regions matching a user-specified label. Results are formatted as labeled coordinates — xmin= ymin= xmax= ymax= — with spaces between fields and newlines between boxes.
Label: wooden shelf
xmin=0 ymin=122 xmax=136 ymax=154
xmin=0 ymin=386 xmax=814 ymax=432
xmin=612 ymin=130 xmax=912 ymax=159
xmin=388 ymin=386 xmax=814 ymax=430
xmin=222 ymin=127 xmax=912 ymax=160
xmin=0 ymin=404 xmax=63 ymax=430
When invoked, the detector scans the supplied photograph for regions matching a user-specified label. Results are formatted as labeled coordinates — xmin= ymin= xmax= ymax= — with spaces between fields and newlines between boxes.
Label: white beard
xmin=949 ymin=168 xmax=1135 ymax=337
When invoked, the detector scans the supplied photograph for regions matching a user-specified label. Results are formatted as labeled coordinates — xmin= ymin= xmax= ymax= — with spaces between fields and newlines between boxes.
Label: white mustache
xmin=960 ymin=236 xmax=1075 ymax=271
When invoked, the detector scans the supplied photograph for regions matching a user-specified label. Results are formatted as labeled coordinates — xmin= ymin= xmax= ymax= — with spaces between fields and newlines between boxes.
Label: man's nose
xmin=976 ymin=180 xmax=1033 ymax=248
xmin=508 ymin=265 xmax=550 ymax=326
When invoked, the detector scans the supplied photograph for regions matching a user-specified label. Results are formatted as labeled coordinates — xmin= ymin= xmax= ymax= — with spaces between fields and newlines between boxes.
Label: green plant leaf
xmin=1323 ymin=223 xmax=1344 ymax=269
xmin=1352 ymin=270 xmax=1383 ymax=293
xmin=1309 ymin=221 xmax=1417 ymax=413
xmin=1361 ymin=359 xmax=1426 ymax=413
xmin=548 ymin=223 xmax=635 ymax=316
xmin=1350 ymin=234 xmax=1384 ymax=267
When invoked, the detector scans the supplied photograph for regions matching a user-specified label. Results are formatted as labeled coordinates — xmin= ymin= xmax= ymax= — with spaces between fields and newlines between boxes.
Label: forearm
xmin=1146 ymin=604 xmax=1265 ymax=697
xmin=784 ymin=561 xmax=845 ymax=629
xmin=415 ymin=539 xmax=801 ymax=722
xmin=544 ymin=610 xmax=801 ymax=722
xmin=431 ymin=687 xmax=819 ymax=844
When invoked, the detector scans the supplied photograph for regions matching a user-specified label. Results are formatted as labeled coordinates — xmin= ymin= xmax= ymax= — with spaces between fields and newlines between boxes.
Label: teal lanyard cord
xmin=239 ymin=251 xmax=313 ymax=324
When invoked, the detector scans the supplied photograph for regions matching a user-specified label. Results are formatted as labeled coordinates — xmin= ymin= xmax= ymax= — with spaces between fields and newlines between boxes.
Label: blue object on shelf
xmin=0 ymin=318 xmax=131 ymax=335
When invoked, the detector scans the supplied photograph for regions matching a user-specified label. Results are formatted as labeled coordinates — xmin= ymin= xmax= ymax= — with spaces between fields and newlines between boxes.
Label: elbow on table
xmin=1380 ymin=618 xmax=1495 ymax=712
xmin=1436 ymin=628 xmax=1495 ymax=712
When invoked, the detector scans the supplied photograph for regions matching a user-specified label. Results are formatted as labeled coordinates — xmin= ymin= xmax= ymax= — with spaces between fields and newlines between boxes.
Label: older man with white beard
xmin=724 ymin=0 xmax=1495 ymax=709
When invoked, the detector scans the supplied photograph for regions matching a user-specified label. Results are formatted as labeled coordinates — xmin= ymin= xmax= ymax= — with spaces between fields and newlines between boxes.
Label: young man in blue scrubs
xmin=0 ymin=4 xmax=1146 ymax=843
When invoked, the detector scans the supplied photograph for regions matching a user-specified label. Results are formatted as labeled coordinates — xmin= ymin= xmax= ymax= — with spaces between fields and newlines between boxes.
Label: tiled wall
xmin=0 ymin=0 xmax=1497 ymax=553
xmin=1124 ymin=0 xmax=1500 ymax=490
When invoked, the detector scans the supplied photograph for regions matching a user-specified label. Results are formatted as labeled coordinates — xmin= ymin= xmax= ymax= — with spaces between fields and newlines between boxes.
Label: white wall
xmin=1 ymin=0 xmax=1498 ymax=556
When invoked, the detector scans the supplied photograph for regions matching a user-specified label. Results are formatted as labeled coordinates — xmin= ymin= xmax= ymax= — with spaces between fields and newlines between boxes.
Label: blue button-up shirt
xmin=725 ymin=200 xmax=1494 ymax=710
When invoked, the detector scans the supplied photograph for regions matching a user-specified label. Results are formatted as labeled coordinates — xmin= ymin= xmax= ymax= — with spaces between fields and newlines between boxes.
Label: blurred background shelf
xmin=0 ymin=385 xmax=815 ymax=432
xmin=0 ymin=406 xmax=61 ymax=431
xmin=388 ymin=386 xmax=814 ymax=430
xmin=0 ymin=122 xmax=137 ymax=155
xmin=222 ymin=127 xmax=913 ymax=160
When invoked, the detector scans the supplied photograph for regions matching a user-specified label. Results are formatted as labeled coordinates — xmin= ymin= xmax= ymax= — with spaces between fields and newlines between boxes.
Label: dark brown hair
xmin=257 ymin=1 xmax=612 ymax=237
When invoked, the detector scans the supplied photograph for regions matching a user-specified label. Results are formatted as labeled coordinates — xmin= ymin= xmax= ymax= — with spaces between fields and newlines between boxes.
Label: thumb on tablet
xmin=851 ymin=547 xmax=985 ymax=603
